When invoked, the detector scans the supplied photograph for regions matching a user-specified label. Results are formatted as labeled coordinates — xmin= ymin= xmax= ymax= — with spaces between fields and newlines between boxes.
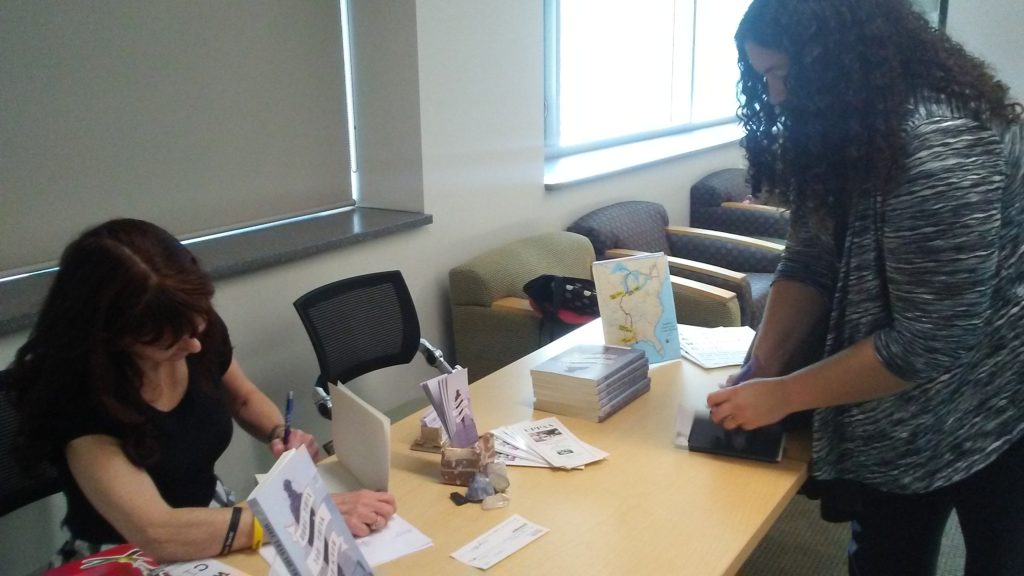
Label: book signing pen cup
xmin=283 ymin=390 xmax=294 ymax=446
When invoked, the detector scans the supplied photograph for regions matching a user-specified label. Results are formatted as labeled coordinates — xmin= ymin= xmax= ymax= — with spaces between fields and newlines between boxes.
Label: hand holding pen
xmin=269 ymin=389 xmax=321 ymax=461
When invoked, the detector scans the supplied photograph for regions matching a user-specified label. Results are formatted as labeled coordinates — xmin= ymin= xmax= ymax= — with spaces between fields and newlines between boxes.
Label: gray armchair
xmin=568 ymin=200 xmax=783 ymax=328
xmin=690 ymin=168 xmax=790 ymax=244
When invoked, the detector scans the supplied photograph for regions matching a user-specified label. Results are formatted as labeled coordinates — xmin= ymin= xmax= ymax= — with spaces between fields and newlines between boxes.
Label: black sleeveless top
xmin=54 ymin=319 xmax=235 ymax=545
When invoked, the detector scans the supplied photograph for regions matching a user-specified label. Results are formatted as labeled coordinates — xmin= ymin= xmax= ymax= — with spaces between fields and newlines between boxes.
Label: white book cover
xmin=591 ymin=252 xmax=682 ymax=364
xmin=248 ymin=449 xmax=373 ymax=576
xmin=328 ymin=383 xmax=390 ymax=491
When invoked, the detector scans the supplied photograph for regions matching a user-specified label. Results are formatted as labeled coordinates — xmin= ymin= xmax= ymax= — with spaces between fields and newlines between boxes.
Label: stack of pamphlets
xmin=677 ymin=324 xmax=756 ymax=369
xmin=491 ymin=417 xmax=608 ymax=469
xmin=530 ymin=345 xmax=650 ymax=422
xmin=419 ymin=368 xmax=479 ymax=448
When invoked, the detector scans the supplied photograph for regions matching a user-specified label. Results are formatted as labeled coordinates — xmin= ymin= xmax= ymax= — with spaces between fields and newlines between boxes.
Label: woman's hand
xmin=707 ymin=377 xmax=791 ymax=430
xmin=331 ymin=490 xmax=397 ymax=538
xmin=270 ymin=428 xmax=320 ymax=461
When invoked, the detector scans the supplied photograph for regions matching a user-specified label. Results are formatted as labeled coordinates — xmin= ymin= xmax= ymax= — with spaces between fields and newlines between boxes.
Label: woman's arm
xmin=739 ymin=279 xmax=831 ymax=380
xmin=66 ymin=434 xmax=255 ymax=562
xmin=709 ymin=336 xmax=909 ymax=429
xmin=220 ymin=359 xmax=318 ymax=459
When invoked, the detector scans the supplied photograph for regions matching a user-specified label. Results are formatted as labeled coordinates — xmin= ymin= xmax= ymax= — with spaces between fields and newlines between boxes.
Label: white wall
xmin=0 ymin=1 xmax=743 ymax=572
xmin=946 ymin=0 xmax=1024 ymax=99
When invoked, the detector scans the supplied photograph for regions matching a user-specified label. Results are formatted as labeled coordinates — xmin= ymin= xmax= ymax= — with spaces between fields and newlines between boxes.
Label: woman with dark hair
xmin=7 ymin=219 xmax=395 ymax=563
xmin=706 ymin=0 xmax=1023 ymax=574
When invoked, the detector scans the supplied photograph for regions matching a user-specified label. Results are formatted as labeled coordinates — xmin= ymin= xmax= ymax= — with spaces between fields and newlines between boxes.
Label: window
xmin=545 ymin=0 xmax=751 ymax=159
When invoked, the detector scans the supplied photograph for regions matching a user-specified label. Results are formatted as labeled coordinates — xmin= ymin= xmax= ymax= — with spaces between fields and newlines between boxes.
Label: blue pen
xmin=283 ymin=390 xmax=294 ymax=446
xmin=731 ymin=357 xmax=759 ymax=386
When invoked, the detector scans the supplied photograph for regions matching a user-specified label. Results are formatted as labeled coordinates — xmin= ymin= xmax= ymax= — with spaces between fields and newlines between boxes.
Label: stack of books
xmin=530 ymin=345 xmax=650 ymax=422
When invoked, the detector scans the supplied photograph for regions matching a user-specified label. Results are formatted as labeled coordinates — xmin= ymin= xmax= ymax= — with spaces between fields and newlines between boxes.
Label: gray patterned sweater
xmin=776 ymin=98 xmax=1024 ymax=493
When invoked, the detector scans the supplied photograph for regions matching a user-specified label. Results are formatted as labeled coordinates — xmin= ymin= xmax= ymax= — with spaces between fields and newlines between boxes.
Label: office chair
xmin=0 ymin=369 xmax=62 ymax=517
xmin=293 ymin=270 xmax=452 ymax=420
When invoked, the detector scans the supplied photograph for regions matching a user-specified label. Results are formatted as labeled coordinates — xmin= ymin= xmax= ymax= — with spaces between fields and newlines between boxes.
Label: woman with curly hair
xmin=706 ymin=0 xmax=1024 ymax=573
xmin=6 ymin=219 xmax=395 ymax=564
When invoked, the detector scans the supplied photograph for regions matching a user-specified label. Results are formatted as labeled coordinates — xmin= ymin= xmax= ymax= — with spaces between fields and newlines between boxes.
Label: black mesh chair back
xmin=293 ymin=270 xmax=421 ymax=389
xmin=0 ymin=369 xmax=62 ymax=517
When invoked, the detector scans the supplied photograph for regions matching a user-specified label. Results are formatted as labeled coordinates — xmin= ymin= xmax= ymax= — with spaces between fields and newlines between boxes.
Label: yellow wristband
xmin=251 ymin=515 xmax=264 ymax=550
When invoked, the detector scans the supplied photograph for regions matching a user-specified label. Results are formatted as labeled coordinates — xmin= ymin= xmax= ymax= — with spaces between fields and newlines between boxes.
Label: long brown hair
xmin=7 ymin=219 xmax=225 ymax=465
xmin=735 ymin=0 xmax=1021 ymax=230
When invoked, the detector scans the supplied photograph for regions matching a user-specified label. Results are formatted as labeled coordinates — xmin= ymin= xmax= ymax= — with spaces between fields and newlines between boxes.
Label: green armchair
xmin=449 ymin=231 xmax=596 ymax=381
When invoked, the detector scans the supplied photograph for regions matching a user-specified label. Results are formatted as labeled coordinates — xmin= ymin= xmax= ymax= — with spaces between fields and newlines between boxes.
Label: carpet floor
xmin=740 ymin=495 xmax=965 ymax=575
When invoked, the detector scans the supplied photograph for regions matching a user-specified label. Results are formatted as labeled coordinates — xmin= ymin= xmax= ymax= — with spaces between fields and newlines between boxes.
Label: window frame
xmin=543 ymin=0 xmax=744 ymax=164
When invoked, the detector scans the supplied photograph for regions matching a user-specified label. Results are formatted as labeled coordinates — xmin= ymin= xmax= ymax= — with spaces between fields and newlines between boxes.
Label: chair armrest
xmin=669 ymin=276 xmax=742 ymax=328
xmin=605 ymin=248 xmax=748 ymax=284
xmin=666 ymin=226 xmax=785 ymax=251
xmin=670 ymin=275 xmax=736 ymax=302
xmin=720 ymin=201 xmax=788 ymax=215
xmin=491 ymin=296 xmax=539 ymax=317
xmin=665 ymin=226 xmax=783 ymax=274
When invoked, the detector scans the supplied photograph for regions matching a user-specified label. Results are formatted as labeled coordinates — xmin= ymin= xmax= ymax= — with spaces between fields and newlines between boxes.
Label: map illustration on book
xmin=592 ymin=252 xmax=681 ymax=364
xmin=248 ymin=448 xmax=373 ymax=576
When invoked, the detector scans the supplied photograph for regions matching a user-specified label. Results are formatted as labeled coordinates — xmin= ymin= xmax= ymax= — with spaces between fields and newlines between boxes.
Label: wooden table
xmin=226 ymin=320 xmax=809 ymax=575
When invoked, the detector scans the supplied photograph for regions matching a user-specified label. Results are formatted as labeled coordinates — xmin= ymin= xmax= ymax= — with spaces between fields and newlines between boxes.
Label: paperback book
xmin=683 ymin=412 xmax=785 ymax=463
xmin=533 ymin=377 xmax=651 ymax=422
xmin=530 ymin=345 xmax=647 ymax=389
xmin=532 ymin=361 xmax=650 ymax=407
xmin=591 ymin=252 xmax=682 ymax=363
xmin=248 ymin=448 xmax=373 ymax=576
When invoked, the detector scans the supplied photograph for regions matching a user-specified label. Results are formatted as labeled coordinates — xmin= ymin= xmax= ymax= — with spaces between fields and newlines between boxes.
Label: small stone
xmin=465 ymin=472 xmax=495 ymax=502
xmin=481 ymin=493 xmax=510 ymax=510
xmin=449 ymin=491 xmax=470 ymax=506
xmin=485 ymin=462 xmax=510 ymax=493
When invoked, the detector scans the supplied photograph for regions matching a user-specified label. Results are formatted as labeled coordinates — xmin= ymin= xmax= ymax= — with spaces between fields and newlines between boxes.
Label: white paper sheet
xmin=450 ymin=514 xmax=549 ymax=570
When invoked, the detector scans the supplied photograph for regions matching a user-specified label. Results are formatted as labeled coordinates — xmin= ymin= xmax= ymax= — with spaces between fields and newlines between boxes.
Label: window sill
xmin=544 ymin=123 xmax=743 ymax=190
xmin=0 ymin=207 xmax=432 ymax=335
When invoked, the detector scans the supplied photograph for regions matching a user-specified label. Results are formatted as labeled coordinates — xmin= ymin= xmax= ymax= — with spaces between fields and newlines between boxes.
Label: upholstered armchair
xmin=568 ymin=200 xmax=783 ymax=328
xmin=449 ymin=231 xmax=596 ymax=381
xmin=690 ymin=168 xmax=790 ymax=244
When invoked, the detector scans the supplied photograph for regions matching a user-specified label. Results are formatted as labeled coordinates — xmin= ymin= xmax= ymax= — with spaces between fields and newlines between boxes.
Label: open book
xmin=248 ymin=448 xmax=373 ymax=576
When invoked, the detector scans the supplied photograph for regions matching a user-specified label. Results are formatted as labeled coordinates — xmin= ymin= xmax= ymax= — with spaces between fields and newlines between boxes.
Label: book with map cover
xmin=591 ymin=252 xmax=681 ymax=364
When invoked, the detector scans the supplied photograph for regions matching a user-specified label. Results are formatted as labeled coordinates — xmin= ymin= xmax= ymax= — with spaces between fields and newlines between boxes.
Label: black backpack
xmin=522 ymin=274 xmax=599 ymax=343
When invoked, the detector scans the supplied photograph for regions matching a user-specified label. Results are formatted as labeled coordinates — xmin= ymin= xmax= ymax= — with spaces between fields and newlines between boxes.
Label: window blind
xmin=0 ymin=0 xmax=353 ymax=274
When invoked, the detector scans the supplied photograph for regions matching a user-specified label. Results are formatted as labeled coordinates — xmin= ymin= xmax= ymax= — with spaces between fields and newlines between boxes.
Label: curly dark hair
xmin=735 ymin=0 xmax=1022 ymax=230
xmin=6 ymin=219 xmax=225 ymax=467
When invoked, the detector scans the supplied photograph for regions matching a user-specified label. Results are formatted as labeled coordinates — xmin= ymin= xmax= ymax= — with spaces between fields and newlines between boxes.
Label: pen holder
xmin=439 ymin=433 xmax=495 ymax=486
xmin=410 ymin=425 xmax=448 ymax=454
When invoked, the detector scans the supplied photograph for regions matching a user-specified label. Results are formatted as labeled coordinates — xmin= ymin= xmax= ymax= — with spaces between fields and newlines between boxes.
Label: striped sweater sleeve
xmin=873 ymin=116 xmax=1006 ymax=383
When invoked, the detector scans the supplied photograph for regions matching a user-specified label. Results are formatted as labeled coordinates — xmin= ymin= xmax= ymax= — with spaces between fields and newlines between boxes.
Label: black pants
xmin=846 ymin=434 xmax=1024 ymax=576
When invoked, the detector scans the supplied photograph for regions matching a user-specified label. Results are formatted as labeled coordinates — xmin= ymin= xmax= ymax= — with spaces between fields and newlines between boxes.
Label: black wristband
xmin=221 ymin=506 xmax=242 ymax=555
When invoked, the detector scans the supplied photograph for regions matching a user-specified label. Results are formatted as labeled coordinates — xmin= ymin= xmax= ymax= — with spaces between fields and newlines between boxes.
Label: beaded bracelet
xmin=266 ymin=423 xmax=286 ymax=443
xmin=220 ymin=506 xmax=242 ymax=555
